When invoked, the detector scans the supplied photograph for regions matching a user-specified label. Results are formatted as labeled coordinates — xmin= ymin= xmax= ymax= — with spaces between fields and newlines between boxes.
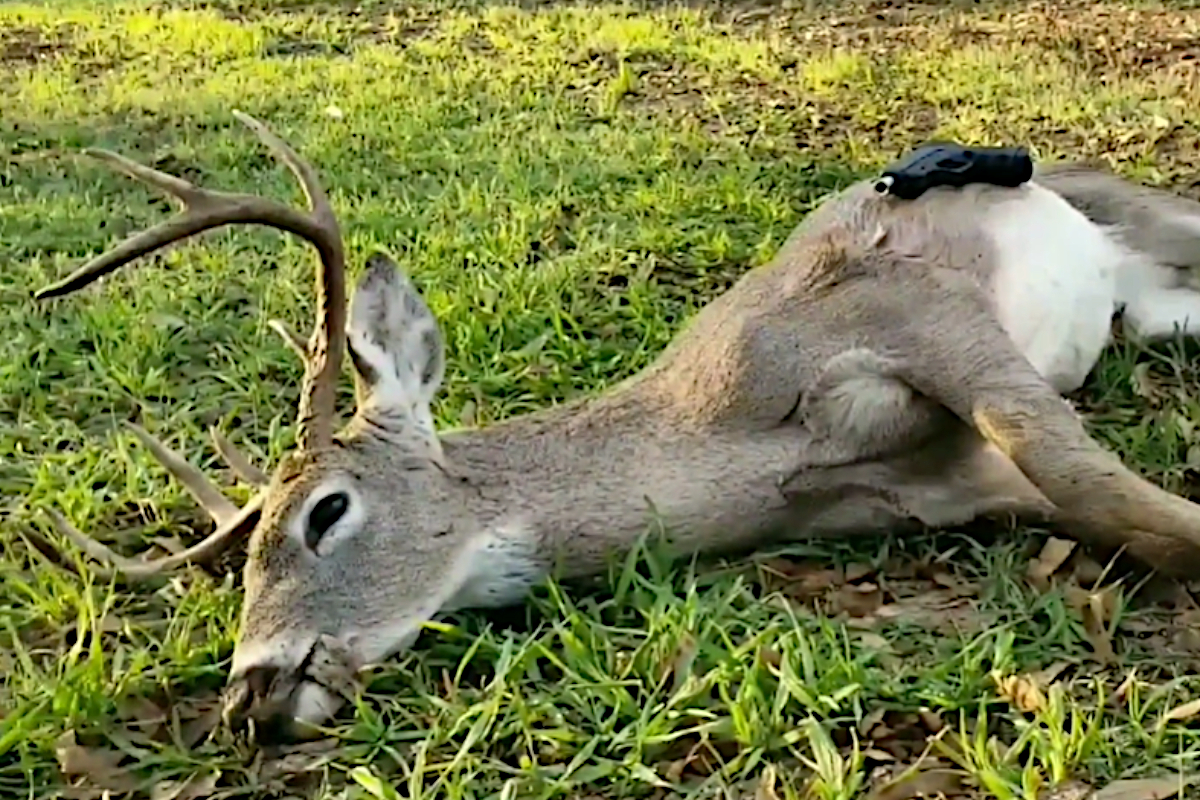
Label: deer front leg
xmin=783 ymin=348 xmax=1055 ymax=539
xmin=853 ymin=267 xmax=1200 ymax=578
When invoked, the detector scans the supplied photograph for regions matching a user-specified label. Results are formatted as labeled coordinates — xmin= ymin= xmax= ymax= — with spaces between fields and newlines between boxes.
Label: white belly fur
xmin=985 ymin=182 xmax=1131 ymax=393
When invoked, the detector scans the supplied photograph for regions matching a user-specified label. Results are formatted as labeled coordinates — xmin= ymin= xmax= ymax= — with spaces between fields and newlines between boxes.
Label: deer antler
xmin=35 ymin=110 xmax=347 ymax=450
xmin=32 ymin=111 xmax=349 ymax=579
xmin=39 ymin=424 xmax=267 ymax=581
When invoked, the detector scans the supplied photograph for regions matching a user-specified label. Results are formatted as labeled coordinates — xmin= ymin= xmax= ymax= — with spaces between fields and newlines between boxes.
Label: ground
xmin=5 ymin=0 xmax=1200 ymax=797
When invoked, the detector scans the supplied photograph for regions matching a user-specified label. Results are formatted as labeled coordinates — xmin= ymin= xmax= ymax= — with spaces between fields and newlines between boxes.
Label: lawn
xmin=5 ymin=0 xmax=1200 ymax=797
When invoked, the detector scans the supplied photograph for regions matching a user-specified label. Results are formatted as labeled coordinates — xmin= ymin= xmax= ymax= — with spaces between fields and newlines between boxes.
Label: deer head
xmin=32 ymin=113 xmax=492 ymax=741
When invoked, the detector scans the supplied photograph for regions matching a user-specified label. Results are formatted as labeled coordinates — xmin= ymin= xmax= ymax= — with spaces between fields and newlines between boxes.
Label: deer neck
xmin=436 ymin=377 xmax=802 ymax=590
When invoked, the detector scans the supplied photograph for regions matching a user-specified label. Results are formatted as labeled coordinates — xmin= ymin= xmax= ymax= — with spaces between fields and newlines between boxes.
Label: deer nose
xmin=222 ymin=664 xmax=301 ymax=743
xmin=243 ymin=664 xmax=281 ymax=699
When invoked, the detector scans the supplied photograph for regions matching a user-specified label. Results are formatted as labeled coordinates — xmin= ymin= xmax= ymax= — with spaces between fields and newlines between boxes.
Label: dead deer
xmin=31 ymin=112 xmax=1200 ymax=742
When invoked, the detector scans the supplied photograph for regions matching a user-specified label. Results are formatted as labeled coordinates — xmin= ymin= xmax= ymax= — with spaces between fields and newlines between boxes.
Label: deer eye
xmin=305 ymin=491 xmax=349 ymax=551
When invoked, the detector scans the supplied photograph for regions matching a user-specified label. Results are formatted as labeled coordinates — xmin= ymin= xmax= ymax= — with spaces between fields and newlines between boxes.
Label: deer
xmin=29 ymin=111 xmax=1200 ymax=743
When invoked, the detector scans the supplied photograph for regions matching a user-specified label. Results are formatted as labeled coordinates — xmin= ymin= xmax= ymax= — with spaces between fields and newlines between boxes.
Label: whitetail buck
xmin=32 ymin=112 xmax=1200 ymax=741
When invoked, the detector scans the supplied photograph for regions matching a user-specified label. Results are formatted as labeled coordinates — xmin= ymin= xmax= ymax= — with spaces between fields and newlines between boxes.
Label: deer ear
xmin=346 ymin=252 xmax=446 ymax=443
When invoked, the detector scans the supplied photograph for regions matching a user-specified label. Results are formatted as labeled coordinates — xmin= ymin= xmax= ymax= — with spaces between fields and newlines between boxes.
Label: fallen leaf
xmin=846 ymin=562 xmax=875 ymax=582
xmin=1033 ymin=660 xmax=1073 ymax=686
xmin=758 ymin=646 xmax=783 ymax=669
xmin=258 ymin=738 xmax=342 ymax=782
xmin=858 ymin=706 xmax=889 ymax=735
xmin=755 ymin=763 xmax=782 ymax=800
xmin=664 ymin=741 xmax=701 ymax=783
xmin=177 ymin=700 xmax=225 ymax=753
xmin=118 ymin=695 xmax=168 ymax=744
xmin=992 ymin=671 xmax=1047 ymax=714
xmin=1093 ymin=774 xmax=1197 ymax=800
xmin=1066 ymin=585 xmax=1117 ymax=663
xmin=1071 ymin=553 xmax=1106 ymax=586
xmin=663 ymin=634 xmax=697 ymax=695
xmin=861 ymin=710 xmax=945 ymax=762
xmin=855 ymin=631 xmax=894 ymax=653
xmin=1027 ymin=537 xmax=1078 ymax=589
xmin=927 ymin=571 xmax=979 ymax=600
xmin=918 ymin=710 xmax=946 ymax=734
xmin=1161 ymin=697 xmax=1200 ymax=725
xmin=833 ymin=581 xmax=885 ymax=618
xmin=758 ymin=558 xmax=843 ymax=602
xmin=1170 ymin=609 xmax=1200 ymax=654
xmin=867 ymin=766 xmax=968 ymax=800
xmin=55 ymin=730 xmax=138 ymax=794
xmin=1114 ymin=670 xmax=1140 ymax=705
xmin=151 ymin=770 xmax=218 ymax=800
xmin=871 ymin=589 xmax=982 ymax=633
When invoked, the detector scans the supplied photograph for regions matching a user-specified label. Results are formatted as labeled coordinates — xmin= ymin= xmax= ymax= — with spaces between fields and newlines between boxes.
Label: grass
xmin=5 ymin=0 xmax=1200 ymax=797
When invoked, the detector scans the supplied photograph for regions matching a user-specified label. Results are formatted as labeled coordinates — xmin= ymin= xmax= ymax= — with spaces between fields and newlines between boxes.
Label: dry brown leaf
xmin=758 ymin=558 xmax=844 ymax=603
xmin=758 ymin=645 xmax=783 ymax=670
xmin=1027 ymin=536 xmax=1078 ymax=589
xmin=858 ymin=706 xmax=889 ymax=736
xmin=861 ymin=710 xmax=946 ymax=763
xmin=755 ymin=763 xmax=783 ymax=800
xmin=832 ymin=581 xmax=885 ymax=618
xmin=1093 ymin=774 xmax=1197 ymax=800
xmin=1066 ymin=585 xmax=1117 ymax=663
xmin=867 ymin=766 xmax=969 ymax=800
xmin=1032 ymin=660 xmax=1073 ymax=686
xmin=257 ymin=738 xmax=341 ymax=782
xmin=1170 ymin=609 xmax=1200 ymax=654
xmin=151 ymin=770 xmax=219 ymax=800
xmin=117 ymin=696 xmax=169 ymax=746
xmin=664 ymin=742 xmax=701 ymax=783
xmin=918 ymin=710 xmax=946 ymax=734
xmin=1114 ymin=670 xmax=1141 ymax=706
xmin=178 ymin=700 xmax=223 ymax=749
xmin=664 ymin=634 xmax=698 ymax=695
xmin=871 ymin=590 xmax=982 ymax=633
xmin=1071 ymin=553 xmax=1106 ymax=586
xmin=855 ymin=631 xmax=894 ymax=654
xmin=992 ymin=671 xmax=1048 ymax=714
xmin=55 ymin=730 xmax=138 ymax=794
xmin=845 ymin=562 xmax=875 ymax=582
xmin=1161 ymin=697 xmax=1200 ymax=725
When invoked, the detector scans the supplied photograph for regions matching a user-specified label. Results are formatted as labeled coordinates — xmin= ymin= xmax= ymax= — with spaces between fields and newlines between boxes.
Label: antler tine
xmin=32 ymin=147 xmax=328 ymax=302
xmin=38 ymin=424 xmax=270 ymax=582
xmin=41 ymin=495 xmax=265 ymax=582
xmin=268 ymin=318 xmax=309 ymax=360
xmin=229 ymin=111 xmax=334 ymax=225
xmin=34 ymin=110 xmax=348 ymax=451
xmin=124 ymin=422 xmax=240 ymax=526
xmin=209 ymin=426 xmax=270 ymax=488
xmin=230 ymin=110 xmax=347 ymax=451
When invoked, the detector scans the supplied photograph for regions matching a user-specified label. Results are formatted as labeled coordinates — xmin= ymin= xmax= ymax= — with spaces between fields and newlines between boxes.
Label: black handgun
xmin=873 ymin=142 xmax=1035 ymax=201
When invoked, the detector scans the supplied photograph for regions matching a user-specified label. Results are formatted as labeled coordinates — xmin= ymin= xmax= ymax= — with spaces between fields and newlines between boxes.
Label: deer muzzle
xmin=222 ymin=634 xmax=359 ymax=743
